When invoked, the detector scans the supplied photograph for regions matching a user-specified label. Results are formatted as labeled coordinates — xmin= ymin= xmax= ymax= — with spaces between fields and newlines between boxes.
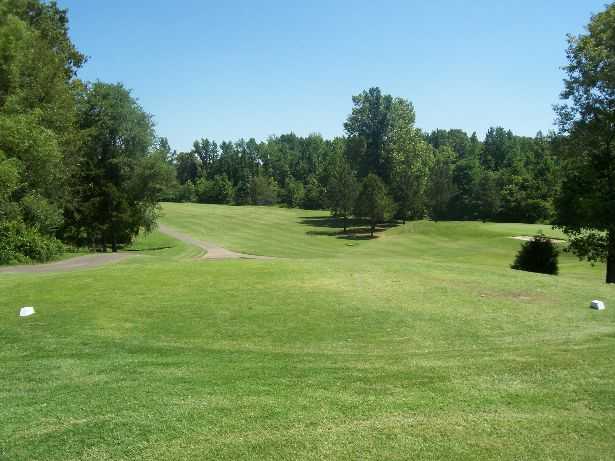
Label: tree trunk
xmin=607 ymin=229 xmax=615 ymax=284
xmin=370 ymin=222 xmax=375 ymax=237
xmin=111 ymin=224 xmax=118 ymax=253
xmin=343 ymin=215 xmax=347 ymax=233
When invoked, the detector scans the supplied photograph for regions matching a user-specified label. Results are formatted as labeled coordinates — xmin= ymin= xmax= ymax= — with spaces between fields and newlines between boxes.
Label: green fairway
xmin=1 ymin=203 xmax=614 ymax=460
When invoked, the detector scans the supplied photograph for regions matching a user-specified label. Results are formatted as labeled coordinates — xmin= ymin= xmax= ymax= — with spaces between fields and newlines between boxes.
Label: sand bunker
xmin=510 ymin=236 xmax=566 ymax=244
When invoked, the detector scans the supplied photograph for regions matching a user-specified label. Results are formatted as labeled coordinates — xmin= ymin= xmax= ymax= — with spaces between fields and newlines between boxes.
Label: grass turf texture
xmin=1 ymin=203 xmax=614 ymax=460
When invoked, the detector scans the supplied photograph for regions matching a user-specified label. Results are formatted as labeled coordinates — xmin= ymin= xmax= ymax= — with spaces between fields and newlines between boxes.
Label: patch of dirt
xmin=510 ymin=236 xmax=566 ymax=244
xmin=0 ymin=253 xmax=134 ymax=274
xmin=158 ymin=224 xmax=274 ymax=260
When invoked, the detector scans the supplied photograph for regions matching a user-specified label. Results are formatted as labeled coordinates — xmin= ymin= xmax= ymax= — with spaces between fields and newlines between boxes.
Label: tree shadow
xmin=124 ymin=246 xmax=174 ymax=252
xmin=299 ymin=215 xmax=400 ymax=240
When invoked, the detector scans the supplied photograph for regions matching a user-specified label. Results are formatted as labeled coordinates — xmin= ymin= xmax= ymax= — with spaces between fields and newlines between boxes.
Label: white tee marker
xmin=19 ymin=306 xmax=35 ymax=317
xmin=590 ymin=300 xmax=606 ymax=311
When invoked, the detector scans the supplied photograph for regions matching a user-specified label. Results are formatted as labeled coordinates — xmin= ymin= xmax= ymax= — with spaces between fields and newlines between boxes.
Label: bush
xmin=0 ymin=221 xmax=64 ymax=264
xmin=511 ymin=233 xmax=559 ymax=275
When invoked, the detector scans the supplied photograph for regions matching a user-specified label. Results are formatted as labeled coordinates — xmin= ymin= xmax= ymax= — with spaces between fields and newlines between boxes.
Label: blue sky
xmin=59 ymin=0 xmax=606 ymax=152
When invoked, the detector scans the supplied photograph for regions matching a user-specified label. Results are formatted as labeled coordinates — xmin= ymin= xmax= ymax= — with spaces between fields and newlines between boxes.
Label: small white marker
xmin=590 ymin=300 xmax=605 ymax=311
xmin=19 ymin=306 xmax=35 ymax=317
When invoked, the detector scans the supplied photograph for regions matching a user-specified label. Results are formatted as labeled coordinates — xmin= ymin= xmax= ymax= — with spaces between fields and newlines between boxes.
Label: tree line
xmin=162 ymin=91 xmax=561 ymax=229
xmin=0 ymin=0 xmax=174 ymax=263
xmin=1 ymin=0 xmax=613 ymax=283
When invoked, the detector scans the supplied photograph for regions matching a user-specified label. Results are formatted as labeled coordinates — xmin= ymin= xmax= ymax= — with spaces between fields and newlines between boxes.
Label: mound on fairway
xmin=1 ymin=203 xmax=613 ymax=460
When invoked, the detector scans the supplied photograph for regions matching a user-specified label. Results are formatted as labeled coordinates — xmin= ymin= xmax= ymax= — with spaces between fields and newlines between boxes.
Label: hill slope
xmin=1 ymin=203 xmax=613 ymax=460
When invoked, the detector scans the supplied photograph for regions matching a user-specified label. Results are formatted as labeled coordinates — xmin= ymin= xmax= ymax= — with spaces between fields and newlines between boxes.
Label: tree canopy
xmin=554 ymin=2 xmax=615 ymax=283
xmin=1 ymin=0 xmax=611 ymax=285
xmin=0 ymin=0 xmax=173 ymax=261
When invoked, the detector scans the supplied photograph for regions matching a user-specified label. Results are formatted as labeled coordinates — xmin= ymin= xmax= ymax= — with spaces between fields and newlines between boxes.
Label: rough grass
xmin=1 ymin=203 xmax=613 ymax=460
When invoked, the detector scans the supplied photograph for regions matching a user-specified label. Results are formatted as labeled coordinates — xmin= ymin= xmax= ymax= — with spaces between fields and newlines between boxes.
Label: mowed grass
xmin=1 ymin=203 xmax=614 ymax=460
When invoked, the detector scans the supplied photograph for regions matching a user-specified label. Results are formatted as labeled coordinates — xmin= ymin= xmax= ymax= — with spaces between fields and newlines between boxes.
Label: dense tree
xmin=554 ymin=2 xmax=615 ymax=283
xmin=302 ymin=175 xmax=325 ymax=209
xmin=449 ymin=155 xmax=481 ymax=220
xmin=424 ymin=127 xmax=561 ymax=223
xmin=1 ymin=0 xmax=591 ymax=268
xmin=153 ymin=86 xmax=561 ymax=228
xmin=234 ymin=179 xmax=251 ymax=205
xmin=65 ymin=82 xmax=165 ymax=251
xmin=250 ymin=175 xmax=279 ymax=205
xmin=282 ymin=177 xmax=305 ymax=208
xmin=391 ymin=128 xmax=433 ymax=223
xmin=0 ymin=0 xmax=85 ymax=133
xmin=354 ymin=174 xmax=395 ymax=237
xmin=482 ymin=127 xmax=520 ymax=170
xmin=0 ymin=0 xmax=85 ymax=262
xmin=152 ymin=137 xmax=181 ymax=202
xmin=427 ymin=147 xmax=457 ymax=221
xmin=195 ymin=174 xmax=234 ymax=204
xmin=175 ymin=151 xmax=200 ymax=185
xmin=192 ymin=138 xmax=218 ymax=177
xmin=344 ymin=88 xmax=417 ymax=181
xmin=327 ymin=157 xmax=358 ymax=232
xmin=344 ymin=88 xmax=393 ymax=177
xmin=426 ymin=129 xmax=480 ymax=160
xmin=476 ymin=171 xmax=501 ymax=221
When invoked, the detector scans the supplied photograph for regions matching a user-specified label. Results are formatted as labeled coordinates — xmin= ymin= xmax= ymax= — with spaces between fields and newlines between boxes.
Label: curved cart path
xmin=0 ymin=253 xmax=133 ymax=274
xmin=158 ymin=224 xmax=274 ymax=260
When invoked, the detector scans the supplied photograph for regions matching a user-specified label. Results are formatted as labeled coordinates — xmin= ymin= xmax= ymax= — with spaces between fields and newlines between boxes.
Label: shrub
xmin=0 ymin=221 xmax=64 ymax=264
xmin=511 ymin=233 xmax=559 ymax=275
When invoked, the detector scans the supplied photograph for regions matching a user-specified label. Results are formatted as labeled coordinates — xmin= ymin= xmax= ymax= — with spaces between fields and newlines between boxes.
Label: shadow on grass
xmin=124 ymin=246 xmax=174 ymax=252
xmin=299 ymin=215 xmax=400 ymax=240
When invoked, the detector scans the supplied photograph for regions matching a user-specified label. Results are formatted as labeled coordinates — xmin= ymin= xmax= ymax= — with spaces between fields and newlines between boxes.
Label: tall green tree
xmin=66 ymin=82 xmax=164 ymax=251
xmin=391 ymin=128 xmax=433 ymax=223
xmin=482 ymin=127 xmax=520 ymax=170
xmin=0 ymin=0 xmax=85 ymax=262
xmin=282 ymin=176 xmax=305 ymax=208
xmin=250 ymin=175 xmax=279 ymax=205
xmin=302 ymin=174 xmax=325 ymax=209
xmin=554 ymin=3 xmax=615 ymax=284
xmin=175 ymin=151 xmax=200 ymax=184
xmin=354 ymin=174 xmax=395 ymax=237
xmin=344 ymin=87 xmax=416 ymax=181
xmin=192 ymin=138 xmax=218 ymax=177
xmin=327 ymin=157 xmax=358 ymax=232
xmin=427 ymin=147 xmax=457 ymax=221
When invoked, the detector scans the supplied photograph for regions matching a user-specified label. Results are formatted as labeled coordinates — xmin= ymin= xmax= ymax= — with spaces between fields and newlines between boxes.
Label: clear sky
xmin=58 ymin=0 xmax=607 ymax=152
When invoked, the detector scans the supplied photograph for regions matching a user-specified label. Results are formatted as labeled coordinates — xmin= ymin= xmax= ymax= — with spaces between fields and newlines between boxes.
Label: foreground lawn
xmin=1 ymin=203 xmax=614 ymax=460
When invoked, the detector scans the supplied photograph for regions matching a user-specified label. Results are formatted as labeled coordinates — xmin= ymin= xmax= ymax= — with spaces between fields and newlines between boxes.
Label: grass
xmin=1 ymin=203 xmax=614 ymax=460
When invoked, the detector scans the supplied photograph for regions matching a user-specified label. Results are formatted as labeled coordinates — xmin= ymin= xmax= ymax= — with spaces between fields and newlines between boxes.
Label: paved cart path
xmin=0 ymin=253 xmax=133 ymax=274
xmin=158 ymin=224 xmax=274 ymax=260
xmin=0 ymin=224 xmax=273 ymax=274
